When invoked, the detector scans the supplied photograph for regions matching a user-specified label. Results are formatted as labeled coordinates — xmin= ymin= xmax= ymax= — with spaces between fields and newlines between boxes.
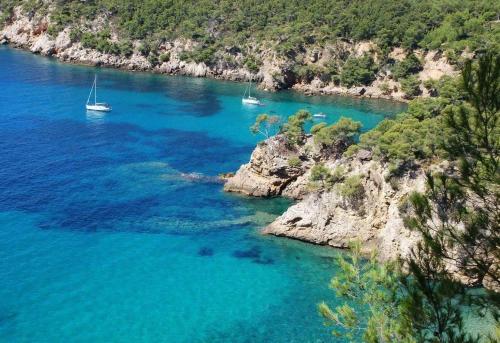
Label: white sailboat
xmin=313 ymin=112 xmax=327 ymax=118
xmin=242 ymin=80 xmax=262 ymax=105
xmin=86 ymin=75 xmax=111 ymax=112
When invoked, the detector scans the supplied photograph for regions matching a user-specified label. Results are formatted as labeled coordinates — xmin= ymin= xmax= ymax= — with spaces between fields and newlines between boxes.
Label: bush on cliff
xmin=312 ymin=117 xmax=362 ymax=152
xmin=322 ymin=51 xmax=500 ymax=343
xmin=349 ymin=76 xmax=462 ymax=170
xmin=340 ymin=54 xmax=378 ymax=87
xmin=3 ymin=0 xmax=498 ymax=61
xmin=309 ymin=164 xmax=345 ymax=190
xmin=339 ymin=174 xmax=365 ymax=208
xmin=287 ymin=156 xmax=302 ymax=168
xmin=392 ymin=53 xmax=422 ymax=80
xmin=281 ymin=110 xmax=312 ymax=147
xmin=400 ymin=75 xmax=422 ymax=98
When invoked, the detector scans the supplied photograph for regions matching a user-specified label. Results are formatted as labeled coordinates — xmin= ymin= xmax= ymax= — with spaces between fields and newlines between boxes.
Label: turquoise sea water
xmin=0 ymin=46 xmax=407 ymax=342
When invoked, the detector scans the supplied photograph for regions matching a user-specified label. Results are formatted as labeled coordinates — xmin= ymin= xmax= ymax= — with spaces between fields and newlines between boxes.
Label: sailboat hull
xmin=242 ymin=98 xmax=261 ymax=105
xmin=86 ymin=104 xmax=111 ymax=112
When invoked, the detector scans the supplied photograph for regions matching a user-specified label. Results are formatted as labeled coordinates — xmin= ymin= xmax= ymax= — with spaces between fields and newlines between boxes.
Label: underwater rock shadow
xmin=231 ymin=246 xmax=275 ymax=265
xmin=0 ymin=115 xmax=250 ymax=216
xmin=198 ymin=246 xmax=214 ymax=257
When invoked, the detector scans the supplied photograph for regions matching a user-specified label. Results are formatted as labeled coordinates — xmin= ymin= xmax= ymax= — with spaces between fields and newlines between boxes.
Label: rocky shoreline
xmin=1 ymin=7 xmax=457 ymax=102
xmin=224 ymin=134 xmax=425 ymax=262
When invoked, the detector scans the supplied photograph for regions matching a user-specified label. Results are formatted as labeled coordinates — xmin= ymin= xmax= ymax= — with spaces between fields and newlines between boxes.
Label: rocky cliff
xmin=225 ymin=134 xmax=425 ymax=262
xmin=0 ymin=7 xmax=458 ymax=102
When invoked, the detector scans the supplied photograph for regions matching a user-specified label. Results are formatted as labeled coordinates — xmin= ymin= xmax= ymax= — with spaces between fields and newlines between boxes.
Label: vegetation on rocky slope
xmin=320 ymin=52 xmax=499 ymax=343
xmin=0 ymin=0 xmax=498 ymax=95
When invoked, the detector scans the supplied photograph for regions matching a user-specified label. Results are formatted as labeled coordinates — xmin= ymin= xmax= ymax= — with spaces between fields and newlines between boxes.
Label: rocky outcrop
xmin=225 ymin=134 xmax=425 ymax=261
xmin=225 ymin=135 xmax=498 ymax=290
xmin=224 ymin=135 xmax=318 ymax=199
xmin=262 ymin=159 xmax=425 ymax=261
xmin=0 ymin=7 xmax=457 ymax=101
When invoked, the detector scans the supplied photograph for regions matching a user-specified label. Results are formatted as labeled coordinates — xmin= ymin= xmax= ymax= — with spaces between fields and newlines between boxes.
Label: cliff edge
xmin=225 ymin=134 xmax=425 ymax=261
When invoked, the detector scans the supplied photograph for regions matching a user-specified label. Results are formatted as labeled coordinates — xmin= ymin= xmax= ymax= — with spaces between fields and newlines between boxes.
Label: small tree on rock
xmin=250 ymin=114 xmax=281 ymax=139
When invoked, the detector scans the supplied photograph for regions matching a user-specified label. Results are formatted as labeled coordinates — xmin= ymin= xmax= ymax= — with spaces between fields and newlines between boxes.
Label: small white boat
xmin=86 ymin=75 xmax=111 ymax=112
xmin=313 ymin=112 xmax=326 ymax=118
xmin=242 ymin=96 xmax=262 ymax=105
xmin=242 ymin=80 xmax=262 ymax=106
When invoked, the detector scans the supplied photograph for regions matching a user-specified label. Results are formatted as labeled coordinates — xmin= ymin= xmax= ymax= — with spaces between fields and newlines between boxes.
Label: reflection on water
xmin=85 ymin=109 xmax=106 ymax=124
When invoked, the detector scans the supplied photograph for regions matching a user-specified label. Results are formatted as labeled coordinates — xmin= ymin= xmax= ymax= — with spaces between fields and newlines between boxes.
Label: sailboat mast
xmin=94 ymin=75 xmax=97 ymax=105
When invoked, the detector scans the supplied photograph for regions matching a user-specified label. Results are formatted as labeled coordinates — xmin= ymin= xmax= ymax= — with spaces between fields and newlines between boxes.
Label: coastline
xmin=0 ymin=8 xmax=457 ymax=104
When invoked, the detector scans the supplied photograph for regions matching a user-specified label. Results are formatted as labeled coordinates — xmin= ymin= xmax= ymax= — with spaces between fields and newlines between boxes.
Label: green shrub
xmin=294 ymin=64 xmax=328 ymax=83
xmin=138 ymin=42 xmax=152 ymax=56
xmin=281 ymin=110 xmax=312 ymax=147
xmin=309 ymin=164 xmax=346 ymax=190
xmin=288 ymin=156 xmax=302 ymax=168
xmin=310 ymin=163 xmax=332 ymax=189
xmin=243 ymin=55 xmax=261 ymax=73
xmin=159 ymin=52 xmax=170 ymax=63
xmin=400 ymin=75 xmax=422 ymax=98
xmin=46 ymin=25 xmax=61 ymax=37
xmin=312 ymin=117 xmax=362 ymax=150
xmin=392 ymin=53 xmax=422 ymax=80
xmin=119 ymin=41 xmax=134 ymax=57
xmin=19 ymin=0 xmax=496 ymax=58
xmin=148 ymin=54 xmax=159 ymax=66
xmin=331 ymin=166 xmax=346 ymax=183
xmin=380 ymin=82 xmax=391 ymax=95
xmin=339 ymin=175 xmax=365 ymax=204
xmin=340 ymin=54 xmax=378 ymax=87
xmin=182 ymin=46 xmax=217 ymax=64
xmin=69 ymin=28 xmax=82 ymax=42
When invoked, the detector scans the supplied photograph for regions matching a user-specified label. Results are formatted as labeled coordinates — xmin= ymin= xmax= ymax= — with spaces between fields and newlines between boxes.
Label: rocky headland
xmin=224 ymin=134 xmax=425 ymax=262
xmin=0 ymin=7 xmax=458 ymax=102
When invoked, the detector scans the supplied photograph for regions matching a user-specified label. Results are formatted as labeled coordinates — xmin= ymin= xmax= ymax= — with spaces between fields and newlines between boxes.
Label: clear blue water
xmin=0 ymin=46 xmax=407 ymax=342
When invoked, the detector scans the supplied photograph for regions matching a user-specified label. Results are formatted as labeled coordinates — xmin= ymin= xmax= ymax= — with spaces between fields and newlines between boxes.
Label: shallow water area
xmin=0 ymin=46 xmax=407 ymax=342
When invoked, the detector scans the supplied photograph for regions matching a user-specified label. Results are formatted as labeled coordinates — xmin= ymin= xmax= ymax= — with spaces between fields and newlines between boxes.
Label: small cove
xmin=0 ymin=46 xmax=407 ymax=342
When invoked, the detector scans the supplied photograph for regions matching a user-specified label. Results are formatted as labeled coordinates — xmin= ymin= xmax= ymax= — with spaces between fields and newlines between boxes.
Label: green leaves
xmin=340 ymin=54 xmax=378 ymax=87
xmin=281 ymin=110 xmax=312 ymax=147
xmin=392 ymin=54 xmax=422 ymax=80
xmin=314 ymin=117 xmax=362 ymax=146
xmin=249 ymin=114 xmax=281 ymax=140
xmin=320 ymin=241 xmax=415 ymax=342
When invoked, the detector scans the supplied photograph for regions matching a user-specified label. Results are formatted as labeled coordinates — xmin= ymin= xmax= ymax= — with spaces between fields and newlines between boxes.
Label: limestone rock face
xmin=262 ymin=160 xmax=425 ymax=261
xmin=224 ymin=132 xmax=427 ymax=261
xmin=224 ymin=135 xmax=317 ymax=198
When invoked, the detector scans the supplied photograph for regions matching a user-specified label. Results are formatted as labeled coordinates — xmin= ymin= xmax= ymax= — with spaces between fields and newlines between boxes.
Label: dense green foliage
xmin=309 ymin=164 xmax=345 ymax=190
xmin=287 ymin=156 xmax=302 ymax=168
xmin=392 ymin=54 xmax=423 ymax=80
xmin=312 ymin=117 xmax=362 ymax=152
xmin=338 ymin=175 xmax=365 ymax=207
xmin=340 ymin=54 xmax=378 ymax=87
xmin=320 ymin=241 xmax=484 ymax=342
xmin=319 ymin=242 xmax=414 ymax=342
xmin=352 ymin=76 xmax=464 ymax=171
xmin=324 ymin=52 xmax=499 ymax=343
xmin=280 ymin=110 xmax=312 ymax=146
xmin=2 ymin=0 xmax=498 ymax=58
xmin=406 ymin=52 xmax=499 ymax=296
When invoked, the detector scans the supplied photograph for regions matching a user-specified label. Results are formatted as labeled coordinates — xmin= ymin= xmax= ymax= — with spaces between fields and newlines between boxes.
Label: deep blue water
xmin=0 ymin=46 xmax=407 ymax=342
